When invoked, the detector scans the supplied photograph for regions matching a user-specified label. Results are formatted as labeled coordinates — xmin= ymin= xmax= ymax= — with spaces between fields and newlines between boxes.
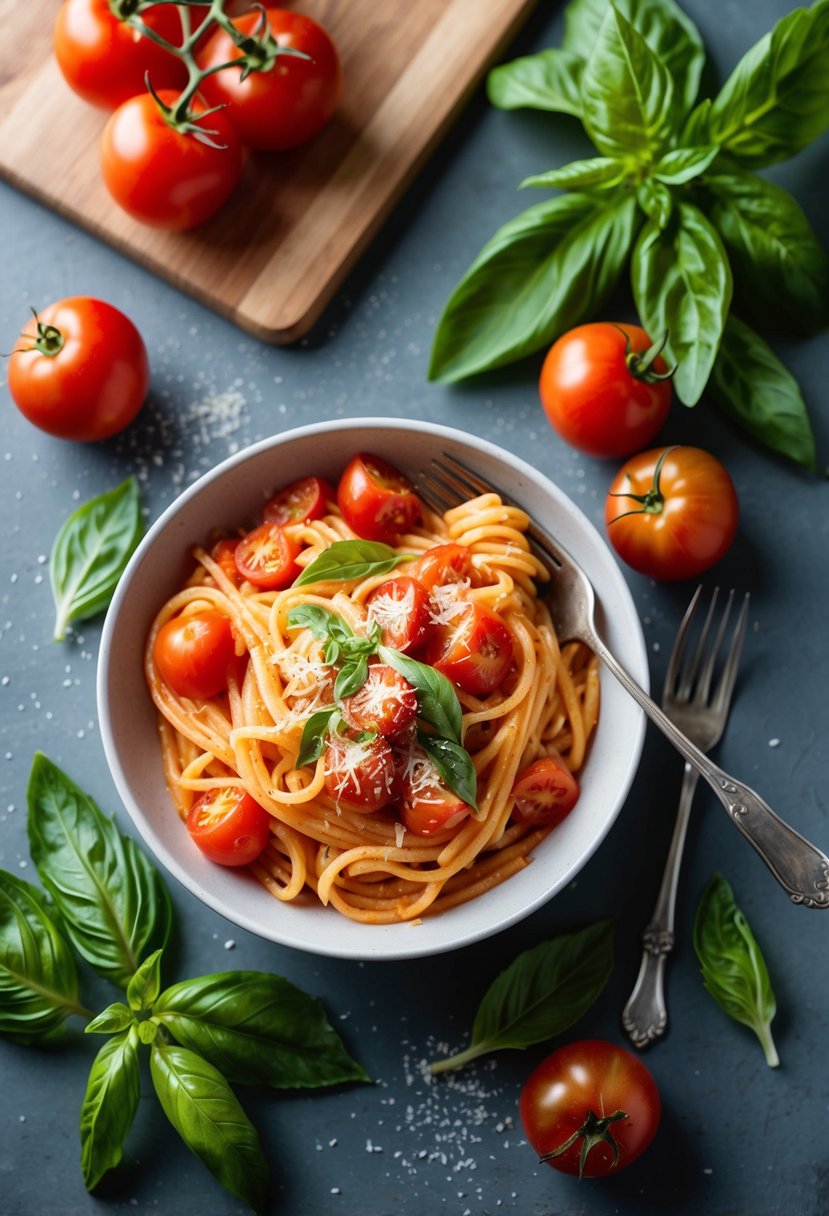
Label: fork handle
xmin=595 ymin=640 xmax=829 ymax=908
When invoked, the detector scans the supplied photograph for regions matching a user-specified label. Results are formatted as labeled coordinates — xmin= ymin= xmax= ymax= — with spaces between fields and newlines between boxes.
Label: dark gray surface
xmin=1 ymin=2 xmax=828 ymax=1214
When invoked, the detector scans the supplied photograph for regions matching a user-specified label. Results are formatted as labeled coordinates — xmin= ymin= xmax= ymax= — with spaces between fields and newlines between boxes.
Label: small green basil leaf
xmin=127 ymin=948 xmax=164 ymax=1012
xmin=581 ymin=6 xmax=675 ymax=159
xmin=324 ymin=637 xmax=341 ymax=665
xmin=418 ymin=733 xmax=479 ymax=816
xmin=295 ymin=540 xmax=412 ymax=586
xmin=0 ymin=869 xmax=83 ymax=1043
xmin=287 ymin=603 xmax=343 ymax=641
xmin=679 ymin=96 xmax=712 ymax=146
xmin=137 ymin=1019 xmax=159 ymax=1044
xmin=651 ymin=144 xmax=719 ymax=184
xmin=296 ymin=707 xmax=338 ymax=768
xmin=334 ymin=656 xmax=369 ymax=701
xmin=377 ymin=645 xmax=462 ymax=744
xmin=80 ymin=1027 xmax=141 ymax=1191
xmin=153 ymin=970 xmax=370 ymax=1088
xmin=487 ymin=47 xmax=583 ymax=116
xmin=26 ymin=753 xmax=172 ymax=990
xmin=521 ymin=156 xmax=628 ymax=191
xmin=431 ymin=919 xmax=615 ymax=1073
xmin=704 ymin=2 xmax=829 ymax=168
xmin=708 ymin=315 xmax=816 ymax=471
xmin=85 ymin=1002 xmax=134 ymax=1036
xmin=632 ymin=202 xmax=732 ymax=405
xmin=705 ymin=169 xmax=829 ymax=335
xmin=50 ymin=476 xmax=143 ymax=642
xmin=637 ymin=178 xmax=673 ymax=228
xmin=429 ymin=192 xmax=639 ymax=382
xmin=694 ymin=873 xmax=779 ymax=1068
xmin=150 ymin=1040 xmax=268 ymax=1210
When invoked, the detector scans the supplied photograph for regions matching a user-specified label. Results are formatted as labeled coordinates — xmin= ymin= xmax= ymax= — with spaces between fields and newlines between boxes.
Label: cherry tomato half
xmin=100 ymin=90 xmax=243 ymax=230
xmin=153 ymin=610 xmax=237 ymax=699
xmin=539 ymin=323 xmax=672 ymax=459
xmin=263 ymin=475 xmax=335 ymax=526
xmin=323 ymin=733 xmax=397 ymax=810
xmin=399 ymin=748 xmax=473 ymax=837
xmin=511 ymin=756 xmax=579 ymax=827
xmin=337 ymin=453 xmax=422 ymax=544
xmin=605 ymin=445 xmax=739 ymax=581
xmin=426 ymin=603 xmax=515 ymax=697
xmin=409 ymin=543 xmax=472 ymax=590
xmin=197 ymin=7 xmax=342 ymax=150
xmin=520 ymin=1040 xmax=661 ymax=1178
xmin=234 ymin=522 xmax=301 ymax=589
xmin=366 ymin=576 xmax=432 ymax=653
xmin=340 ymin=664 xmax=417 ymax=738
xmin=186 ymin=788 xmax=272 ymax=866
xmin=7 ymin=297 xmax=149 ymax=442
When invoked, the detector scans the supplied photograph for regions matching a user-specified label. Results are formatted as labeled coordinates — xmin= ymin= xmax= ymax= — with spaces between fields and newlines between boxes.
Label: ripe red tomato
xmin=337 ymin=453 xmax=422 ymax=545
xmin=366 ymin=576 xmax=432 ymax=652
xmin=409 ymin=543 xmax=472 ymax=590
xmin=263 ymin=476 xmax=335 ymax=526
xmin=539 ymin=322 xmax=672 ymax=459
xmin=54 ymin=0 xmax=186 ymax=110
xmin=197 ymin=7 xmax=342 ymax=150
xmin=100 ymin=90 xmax=243 ymax=230
xmin=605 ymin=445 xmax=739 ymax=581
xmin=7 ymin=297 xmax=149 ymax=442
xmin=234 ymin=522 xmax=301 ymax=589
xmin=340 ymin=664 xmax=417 ymax=738
xmin=186 ymin=788 xmax=272 ymax=866
xmin=511 ymin=756 xmax=579 ymax=827
xmin=399 ymin=749 xmax=472 ymax=837
xmin=520 ymin=1040 xmax=661 ymax=1178
xmin=426 ymin=603 xmax=515 ymax=697
xmin=153 ymin=610 xmax=237 ymax=699
xmin=323 ymin=734 xmax=397 ymax=810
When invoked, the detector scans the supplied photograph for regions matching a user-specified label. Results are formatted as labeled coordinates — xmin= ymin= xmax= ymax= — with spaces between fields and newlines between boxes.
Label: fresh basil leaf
xmin=150 ymin=1040 xmax=268 ymax=1210
xmin=487 ymin=47 xmax=583 ymax=116
xmin=80 ymin=1027 xmax=141 ymax=1191
xmin=295 ymin=540 xmax=412 ymax=586
xmin=680 ymin=97 xmax=712 ymax=146
xmin=708 ymin=315 xmax=816 ymax=471
xmin=694 ymin=873 xmax=779 ymax=1068
xmin=431 ymin=919 xmax=615 ymax=1073
xmin=154 ymin=970 xmax=370 ymax=1088
xmin=418 ymin=733 xmax=479 ymax=815
xmin=637 ymin=178 xmax=673 ymax=228
xmin=378 ymin=645 xmax=463 ymax=743
xmin=581 ymin=5 xmax=675 ymax=160
xmin=26 ymin=753 xmax=172 ymax=990
xmin=521 ymin=156 xmax=627 ymax=191
xmin=429 ymin=192 xmax=639 ymax=381
xmin=702 ymin=2 xmax=829 ymax=168
xmin=334 ymin=655 xmax=369 ymax=701
xmin=50 ymin=476 xmax=143 ymax=642
xmin=632 ymin=201 xmax=732 ymax=405
xmin=705 ymin=168 xmax=829 ymax=335
xmin=127 ymin=948 xmax=163 ymax=1011
xmin=86 ymin=1002 xmax=134 ymax=1035
xmin=297 ymin=707 xmax=338 ymax=768
xmin=0 ymin=869 xmax=84 ymax=1043
xmin=287 ymin=603 xmax=344 ymax=641
xmin=651 ymin=144 xmax=719 ymax=184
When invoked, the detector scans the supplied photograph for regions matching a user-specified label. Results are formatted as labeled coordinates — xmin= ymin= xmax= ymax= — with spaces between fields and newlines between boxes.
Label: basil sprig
xmin=429 ymin=0 xmax=828 ymax=468
xmin=294 ymin=538 xmax=413 ymax=586
xmin=694 ymin=873 xmax=780 ymax=1068
xmin=431 ymin=918 xmax=615 ymax=1073
xmin=1 ymin=755 xmax=368 ymax=1207
xmin=50 ymin=476 xmax=144 ymax=641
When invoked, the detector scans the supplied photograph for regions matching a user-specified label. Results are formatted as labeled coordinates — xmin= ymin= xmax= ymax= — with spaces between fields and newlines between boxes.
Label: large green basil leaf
xmin=429 ymin=192 xmax=639 ymax=381
xmin=80 ymin=1027 xmax=141 ymax=1190
xmin=694 ymin=873 xmax=779 ymax=1067
xmin=150 ymin=1041 xmax=268 ymax=1209
xmin=417 ymin=733 xmax=479 ymax=815
xmin=702 ymin=1 xmax=829 ymax=167
xmin=377 ymin=645 xmax=463 ymax=743
xmin=581 ymin=6 xmax=675 ymax=159
xmin=708 ymin=315 xmax=816 ymax=471
xmin=153 ymin=970 xmax=369 ymax=1089
xmin=651 ymin=144 xmax=719 ymax=184
xmin=521 ymin=156 xmax=627 ymax=191
xmin=705 ymin=169 xmax=829 ymax=334
xmin=294 ymin=540 xmax=412 ymax=586
xmin=0 ymin=869 xmax=84 ymax=1043
xmin=487 ymin=48 xmax=584 ymax=116
xmin=564 ymin=0 xmax=704 ymax=118
xmin=632 ymin=202 xmax=732 ymax=405
xmin=26 ymin=753 xmax=172 ymax=990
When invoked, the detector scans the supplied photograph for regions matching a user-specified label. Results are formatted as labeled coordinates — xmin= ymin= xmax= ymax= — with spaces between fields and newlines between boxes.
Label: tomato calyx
xmin=615 ymin=325 xmax=675 ymax=384
xmin=223 ymin=7 xmax=312 ymax=79
xmin=607 ymin=444 xmax=677 ymax=521
xmin=8 ymin=309 xmax=65 ymax=359
xmin=539 ymin=1107 xmax=629 ymax=1178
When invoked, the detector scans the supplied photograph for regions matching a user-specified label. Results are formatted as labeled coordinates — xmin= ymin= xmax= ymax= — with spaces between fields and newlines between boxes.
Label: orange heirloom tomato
xmin=153 ymin=610 xmax=237 ymax=699
xmin=186 ymin=788 xmax=272 ymax=867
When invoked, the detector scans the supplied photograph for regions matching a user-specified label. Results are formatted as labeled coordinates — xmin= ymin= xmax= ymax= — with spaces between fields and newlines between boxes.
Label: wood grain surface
xmin=0 ymin=0 xmax=539 ymax=343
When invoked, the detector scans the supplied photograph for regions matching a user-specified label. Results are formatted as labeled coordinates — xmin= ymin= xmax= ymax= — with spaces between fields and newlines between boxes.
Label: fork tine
xmin=663 ymin=584 xmax=702 ymax=699
xmin=692 ymin=589 xmax=733 ymax=705
xmin=711 ymin=591 xmax=750 ymax=713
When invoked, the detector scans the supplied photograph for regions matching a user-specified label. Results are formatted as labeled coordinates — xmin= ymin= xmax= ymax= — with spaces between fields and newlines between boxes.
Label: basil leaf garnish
xmin=80 ymin=1027 xmax=141 ymax=1191
xmin=378 ymin=646 xmax=463 ymax=744
xmin=334 ymin=656 xmax=369 ymax=702
xmin=294 ymin=539 xmax=412 ymax=586
xmin=287 ymin=603 xmax=348 ymax=640
xmin=50 ymin=476 xmax=143 ymax=642
xmin=418 ymin=732 xmax=479 ymax=815
xmin=26 ymin=753 xmax=172 ymax=990
xmin=431 ymin=919 xmax=615 ymax=1073
xmin=297 ymin=707 xmax=338 ymax=768
xmin=487 ymin=47 xmax=583 ymax=116
xmin=694 ymin=873 xmax=780 ymax=1068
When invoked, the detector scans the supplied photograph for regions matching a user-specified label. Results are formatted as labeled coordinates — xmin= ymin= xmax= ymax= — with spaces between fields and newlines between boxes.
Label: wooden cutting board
xmin=0 ymin=0 xmax=538 ymax=343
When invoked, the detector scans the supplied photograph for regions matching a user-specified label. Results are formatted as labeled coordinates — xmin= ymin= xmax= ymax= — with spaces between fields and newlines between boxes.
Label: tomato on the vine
xmin=520 ymin=1040 xmax=661 ymax=1178
xmin=153 ymin=610 xmax=238 ymax=700
xmin=7 ymin=297 xmax=149 ymax=442
xmin=510 ymin=755 xmax=579 ymax=827
xmin=197 ymin=7 xmax=342 ymax=150
xmin=100 ymin=90 xmax=244 ymax=230
xmin=539 ymin=323 xmax=673 ymax=459
xmin=605 ymin=445 xmax=739 ymax=581
xmin=337 ymin=453 xmax=422 ymax=544
xmin=186 ymin=788 xmax=272 ymax=867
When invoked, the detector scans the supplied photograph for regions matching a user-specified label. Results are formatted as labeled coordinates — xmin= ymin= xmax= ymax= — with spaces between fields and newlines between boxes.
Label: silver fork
xmin=622 ymin=587 xmax=748 ymax=1047
xmin=419 ymin=453 xmax=829 ymax=909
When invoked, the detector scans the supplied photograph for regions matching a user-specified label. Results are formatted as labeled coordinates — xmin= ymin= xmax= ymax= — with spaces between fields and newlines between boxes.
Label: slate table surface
xmin=1 ymin=2 xmax=827 ymax=1215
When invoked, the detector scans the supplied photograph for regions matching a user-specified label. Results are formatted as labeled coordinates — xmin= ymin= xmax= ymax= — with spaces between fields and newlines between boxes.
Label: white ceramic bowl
xmin=97 ymin=418 xmax=648 ymax=960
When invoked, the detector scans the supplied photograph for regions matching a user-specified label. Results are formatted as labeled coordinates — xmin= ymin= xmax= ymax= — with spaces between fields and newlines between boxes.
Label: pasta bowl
xmin=97 ymin=418 xmax=648 ymax=961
